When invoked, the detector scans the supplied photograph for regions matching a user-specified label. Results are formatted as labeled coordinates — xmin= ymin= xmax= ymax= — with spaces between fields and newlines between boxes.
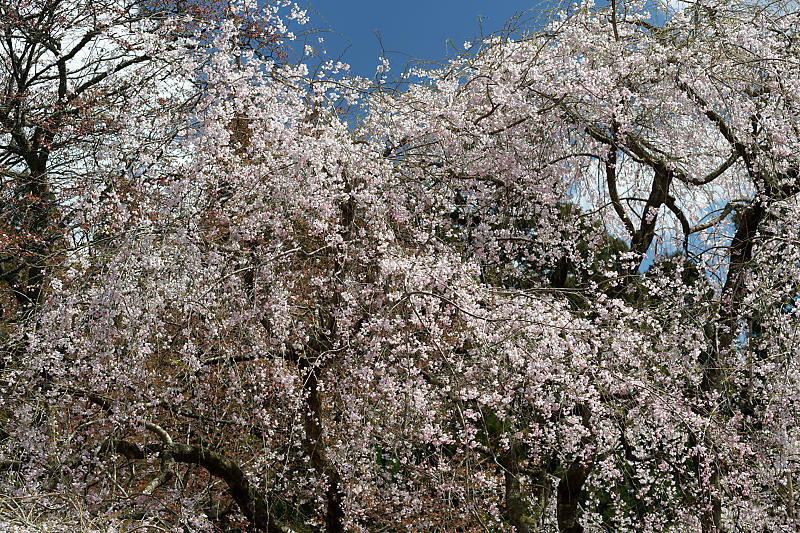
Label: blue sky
xmin=296 ymin=1 xmax=560 ymax=78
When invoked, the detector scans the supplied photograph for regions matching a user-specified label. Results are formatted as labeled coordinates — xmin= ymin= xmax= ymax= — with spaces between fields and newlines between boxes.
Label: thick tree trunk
xmin=530 ymin=467 xmax=553 ymax=530
xmin=303 ymin=366 xmax=345 ymax=533
xmin=557 ymin=404 xmax=594 ymax=533
xmin=501 ymin=442 xmax=531 ymax=533
xmin=556 ymin=457 xmax=591 ymax=533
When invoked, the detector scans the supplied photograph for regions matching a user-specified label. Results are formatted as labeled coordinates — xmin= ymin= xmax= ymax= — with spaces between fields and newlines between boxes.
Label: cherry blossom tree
xmin=362 ymin=0 xmax=800 ymax=530
xmin=0 ymin=0 xmax=289 ymax=328
xmin=3 ymin=0 xmax=800 ymax=532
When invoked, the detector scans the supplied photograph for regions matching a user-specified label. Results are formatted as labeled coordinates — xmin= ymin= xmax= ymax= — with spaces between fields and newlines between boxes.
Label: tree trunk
xmin=501 ymin=442 xmax=531 ymax=533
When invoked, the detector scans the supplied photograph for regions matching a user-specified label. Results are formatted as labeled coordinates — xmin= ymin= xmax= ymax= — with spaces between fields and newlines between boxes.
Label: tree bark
xmin=556 ymin=404 xmax=594 ymax=533
xmin=302 ymin=364 xmax=345 ymax=533
xmin=557 ymin=456 xmax=591 ymax=533
xmin=501 ymin=442 xmax=531 ymax=533
xmin=109 ymin=439 xmax=283 ymax=533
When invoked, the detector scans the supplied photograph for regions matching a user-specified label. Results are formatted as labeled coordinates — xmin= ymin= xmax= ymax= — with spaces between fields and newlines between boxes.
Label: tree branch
xmin=107 ymin=438 xmax=284 ymax=533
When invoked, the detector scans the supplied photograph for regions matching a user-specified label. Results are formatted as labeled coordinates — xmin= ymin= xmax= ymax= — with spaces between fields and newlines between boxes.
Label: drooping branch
xmin=107 ymin=438 xmax=284 ymax=533
xmin=675 ymin=79 xmax=755 ymax=177
xmin=605 ymin=122 xmax=635 ymax=238
xmin=676 ymin=150 xmax=740 ymax=186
